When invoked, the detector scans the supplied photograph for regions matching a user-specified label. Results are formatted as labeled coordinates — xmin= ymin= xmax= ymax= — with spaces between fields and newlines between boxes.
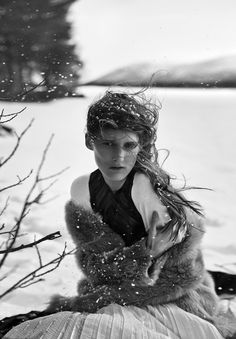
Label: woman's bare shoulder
xmin=71 ymin=174 xmax=90 ymax=190
xmin=133 ymin=171 xmax=152 ymax=191
xmin=70 ymin=173 xmax=91 ymax=209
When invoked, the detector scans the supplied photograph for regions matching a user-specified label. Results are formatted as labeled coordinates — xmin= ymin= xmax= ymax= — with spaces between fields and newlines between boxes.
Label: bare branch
xmin=0 ymin=108 xmax=69 ymax=300
xmin=0 ymin=245 xmax=74 ymax=300
xmin=0 ymin=229 xmax=17 ymax=236
xmin=38 ymin=166 xmax=70 ymax=182
xmin=37 ymin=194 xmax=60 ymax=205
xmin=21 ymin=278 xmax=44 ymax=288
xmin=0 ymin=134 xmax=66 ymax=269
xmin=0 ymin=209 xmax=31 ymax=267
xmin=0 ymin=119 xmax=34 ymax=168
xmin=27 ymin=166 xmax=69 ymax=205
xmin=26 ymin=179 xmax=58 ymax=205
xmin=0 ymin=108 xmax=4 ymax=121
xmin=0 ymin=197 xmax=9 ymax=217
xmin=0 ymin=107 xmax=27 ymax=124
xmin=0 ymin=170 xmax=33 ymax=193
xmin=14 ymin=80 xmax=46 ymax=101
xmin=0 ymin=231 xmax=61 ymax=254
xmin=0 ymin=80 xmax=46 ymax=102
xmin=35 ymin=134 xmax=54 ymax=182
xmin=35 ymin=242 xmax=43 ymax=267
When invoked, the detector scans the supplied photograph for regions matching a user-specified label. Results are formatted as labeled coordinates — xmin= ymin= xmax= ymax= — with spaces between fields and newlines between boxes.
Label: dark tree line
xmin=0 ymin=0 xmax=83 ymax=101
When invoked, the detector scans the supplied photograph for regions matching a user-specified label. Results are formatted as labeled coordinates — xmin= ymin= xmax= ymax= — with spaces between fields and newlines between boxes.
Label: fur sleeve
xmin=47 ymin=203 xmax=215 ymax=325
xmin=65 ymin=200 xmax=124 ymax=252
xmin=49 ymin=205 xmax=207 ymax=313
xmin=48 ymin=248 xmax=206 ymax=314
xmin=65 ymin=200 xmax=151 ymax=284
xmin=96 ymin=230 xmax=205 ymax=311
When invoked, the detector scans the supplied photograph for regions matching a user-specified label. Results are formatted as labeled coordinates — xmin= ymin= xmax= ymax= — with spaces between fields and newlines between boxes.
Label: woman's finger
xmin=147 ymin=211 xmax=159 ymax=249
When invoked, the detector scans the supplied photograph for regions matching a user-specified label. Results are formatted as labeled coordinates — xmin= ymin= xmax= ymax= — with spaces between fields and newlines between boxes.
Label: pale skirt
xmin=3 ymin=303 xmax=223 ymax=339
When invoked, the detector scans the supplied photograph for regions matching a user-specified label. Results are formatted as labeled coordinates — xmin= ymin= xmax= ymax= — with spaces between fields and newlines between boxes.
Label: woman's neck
xmin=103 ymin=177 xmax=127 ymax=192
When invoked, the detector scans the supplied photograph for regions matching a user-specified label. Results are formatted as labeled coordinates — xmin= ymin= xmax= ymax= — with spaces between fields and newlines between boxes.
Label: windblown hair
xmin=86 ymin=90 xmax=203 ymax=239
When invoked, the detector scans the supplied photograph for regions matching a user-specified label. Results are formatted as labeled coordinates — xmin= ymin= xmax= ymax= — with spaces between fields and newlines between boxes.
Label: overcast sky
xmin=69 ymin=0 xmax=236 ymax=81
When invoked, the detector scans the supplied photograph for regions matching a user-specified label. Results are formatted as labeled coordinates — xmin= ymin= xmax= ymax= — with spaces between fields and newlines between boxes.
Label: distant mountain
xmin=83 ymin=55 xmax=236 ymax=88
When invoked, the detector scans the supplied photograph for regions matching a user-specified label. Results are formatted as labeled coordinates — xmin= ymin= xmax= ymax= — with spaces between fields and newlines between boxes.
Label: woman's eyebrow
xmin=100 ymin=138 xmax=114 ymax=142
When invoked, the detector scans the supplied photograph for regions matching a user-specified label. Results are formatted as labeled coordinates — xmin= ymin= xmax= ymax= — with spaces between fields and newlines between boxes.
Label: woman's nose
xmin=113 ymin=146 xmax=126 ymax=159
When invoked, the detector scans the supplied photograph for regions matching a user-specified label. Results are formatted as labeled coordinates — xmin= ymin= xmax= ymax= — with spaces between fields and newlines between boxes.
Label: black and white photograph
xmin=1 ymin=0 xmax=236 ymax=338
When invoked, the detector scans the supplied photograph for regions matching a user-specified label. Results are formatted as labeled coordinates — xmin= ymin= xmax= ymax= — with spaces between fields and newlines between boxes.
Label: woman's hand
xmin=147 ymin=211 xmax=186 ymax=258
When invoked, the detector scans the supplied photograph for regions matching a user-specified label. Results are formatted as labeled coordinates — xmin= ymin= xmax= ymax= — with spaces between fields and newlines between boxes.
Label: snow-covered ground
xmin=1 ymin=86 xmax=236 ymax=317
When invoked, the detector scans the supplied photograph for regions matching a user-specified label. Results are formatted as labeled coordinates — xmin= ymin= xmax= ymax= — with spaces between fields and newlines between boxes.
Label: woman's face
xmin=91 ymin=129 xmax=140 ymax=191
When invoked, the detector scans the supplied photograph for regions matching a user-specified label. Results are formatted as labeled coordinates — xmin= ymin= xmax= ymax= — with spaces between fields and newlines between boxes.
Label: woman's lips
xmin=109 ymin=166 xmax=124 ymax=170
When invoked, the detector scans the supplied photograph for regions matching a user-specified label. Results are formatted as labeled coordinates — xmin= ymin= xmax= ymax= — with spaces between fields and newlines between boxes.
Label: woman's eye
xmin=123 ymin=142 xmax=138 ymax=150
xmin=102 ymin=141 xmax=113 ymax=147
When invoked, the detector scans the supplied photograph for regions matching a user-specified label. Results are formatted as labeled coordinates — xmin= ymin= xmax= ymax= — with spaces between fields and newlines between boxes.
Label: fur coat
xmin=47 ymin=200 xmax=233 ymax=338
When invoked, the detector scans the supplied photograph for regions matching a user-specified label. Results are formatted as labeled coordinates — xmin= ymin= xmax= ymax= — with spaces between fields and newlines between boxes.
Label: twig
xmin=0 ymin=197 xmax=9 ymax=217
xmin=35 ymin=242 xmax=43 ymax=267
xmin=0 ymin=119 xmax=34 ymax=168
xmin=0 ymin=170 xmax=33 ymax=193
xmin=38 ymin=166 xmax=70 ymax=182
xmin=26 ymin=179 xmax=58 ymax=205
xmin=35 ymin=134 xmax=54 ymax=182
xmin=0 ymin=107 xmax=26 ymax=124
xmin=0 ymin=133 xmax=67 ymax=269
xmin=14 ymin=80 xmax=46 ymax=101
xmin=0 ymin=109 xmax=70 ymax=299
xmin=0 ymin=231 xmax=61 ymax=254
xmin=0 ymin=244 xmax=74 ymax=299
xmin=0 ymin=80 xmax=46 ymax=102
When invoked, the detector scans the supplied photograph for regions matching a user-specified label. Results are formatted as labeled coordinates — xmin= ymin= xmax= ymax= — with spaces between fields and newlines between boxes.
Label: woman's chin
xmin=102 ymin=169 xmax=128 ymax=187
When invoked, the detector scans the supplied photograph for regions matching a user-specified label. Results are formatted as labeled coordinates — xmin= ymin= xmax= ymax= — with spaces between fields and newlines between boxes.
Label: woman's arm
xmin=65 ymin=201 xmax=152 ymax=283
xmin=47 ymin=248 xmax=205 ymax=314
xmin=65 ymin=201 xmax=192 ymax=285
xmin=65 ymin=200 xmax=124 ymax=251
xmin=83 ymin=237 xmax=152 ymax=284
xmin=76 ymin=216 xmax=206 ymax=311
xmin=83 ymin=210 xmax=188 ymax=284
xmin=47 ymin=208 xmax=206 ymax=314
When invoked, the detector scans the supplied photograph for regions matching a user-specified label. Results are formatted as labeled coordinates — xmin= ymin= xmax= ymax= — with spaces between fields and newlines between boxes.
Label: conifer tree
xmin=0 ymin=0 xmax=82 ymax=101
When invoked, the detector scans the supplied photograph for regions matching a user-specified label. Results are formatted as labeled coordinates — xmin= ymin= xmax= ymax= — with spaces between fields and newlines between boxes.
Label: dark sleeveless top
xmin=89 ymin=169 xmax=147 ymax=246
